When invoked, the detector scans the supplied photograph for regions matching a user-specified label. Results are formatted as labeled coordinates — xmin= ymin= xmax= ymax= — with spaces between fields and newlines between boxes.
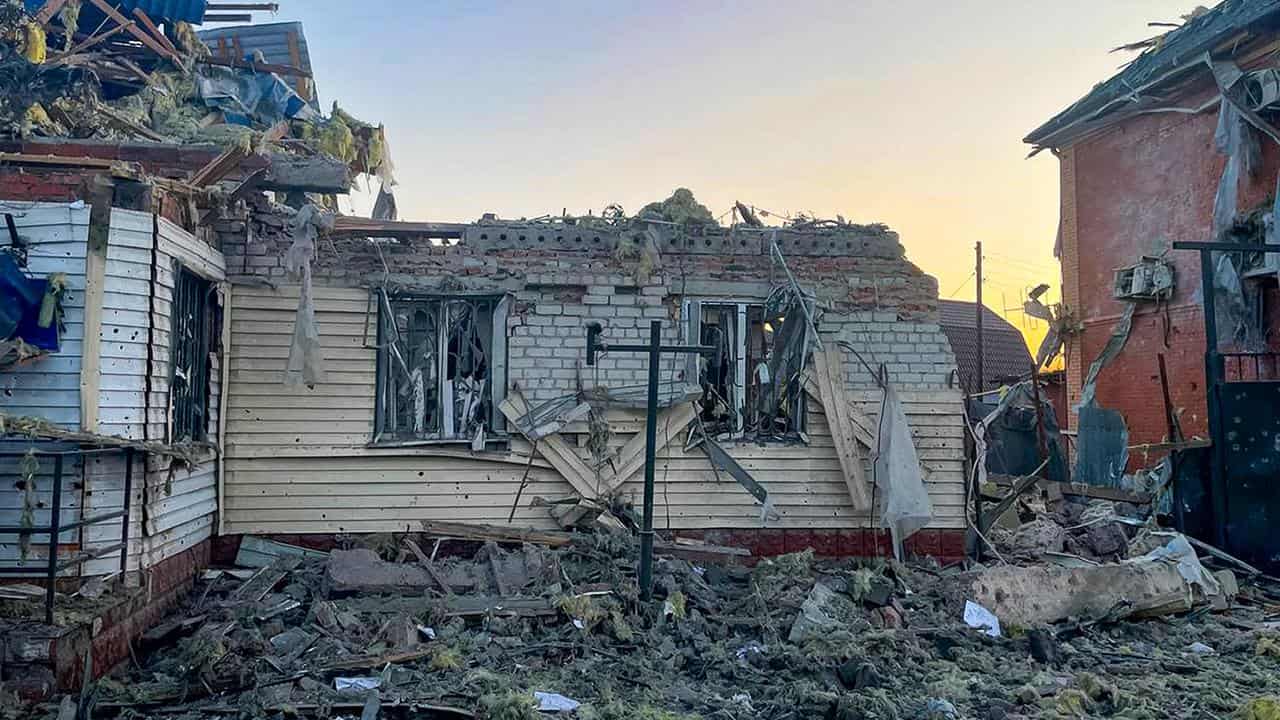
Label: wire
xmin=946 ymin=272 xmax=976 ymax=298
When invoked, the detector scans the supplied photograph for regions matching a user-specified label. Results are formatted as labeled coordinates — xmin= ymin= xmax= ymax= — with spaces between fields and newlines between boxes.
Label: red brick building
xmin=1025 ymin=0 xmax=1280 ymax=447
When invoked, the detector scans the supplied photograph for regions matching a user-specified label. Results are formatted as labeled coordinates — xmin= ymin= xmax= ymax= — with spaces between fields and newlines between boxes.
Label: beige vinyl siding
xmin=82 ymin=211 xmax=224 ymax=576
xmin=224 ymin=283 xmax=966 ymax=536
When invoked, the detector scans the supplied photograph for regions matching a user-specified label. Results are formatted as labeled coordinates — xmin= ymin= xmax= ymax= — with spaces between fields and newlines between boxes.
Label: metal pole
xmin=975 ymin=242 xmax=984 ymax=394
xmin=639 ymin=320 xmax=661 ymax=601
xmin=120 ymin=448 xmax=133 ymax=577
xmin=1030 ymin=360 xmax=1048 ymax=477
xmin=1197 ymin=248 xmax=1228 ymax=549
xmin=46 ymin=454 xmax=63 ymax=625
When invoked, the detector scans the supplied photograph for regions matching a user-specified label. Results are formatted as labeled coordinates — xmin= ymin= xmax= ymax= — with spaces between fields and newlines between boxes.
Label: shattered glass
xmin=377 ymin=296 xmax=497 ymax=443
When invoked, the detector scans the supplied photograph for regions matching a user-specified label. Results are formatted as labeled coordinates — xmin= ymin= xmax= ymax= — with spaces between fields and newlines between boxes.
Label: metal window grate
xmin=375 ymin=295 xmax=500 ymax=443
xmin=170 ymin=268 xmax=214 ymax=442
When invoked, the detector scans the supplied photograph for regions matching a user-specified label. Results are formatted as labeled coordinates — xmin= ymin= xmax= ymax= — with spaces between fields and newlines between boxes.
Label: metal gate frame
xmin=1173 ymin=240 xmax=1280 ymax=552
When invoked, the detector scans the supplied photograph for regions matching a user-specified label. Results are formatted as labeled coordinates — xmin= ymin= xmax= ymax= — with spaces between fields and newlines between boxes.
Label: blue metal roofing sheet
xmin=25 ymin=0 xmax=208 ymax=23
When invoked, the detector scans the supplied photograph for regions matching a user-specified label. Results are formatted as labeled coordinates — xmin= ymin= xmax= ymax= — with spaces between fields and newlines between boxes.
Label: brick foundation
xmin=0 ymin=540 xmax=210 ymax=700
xmin=212 ymin=529 xmax=967 ymax=569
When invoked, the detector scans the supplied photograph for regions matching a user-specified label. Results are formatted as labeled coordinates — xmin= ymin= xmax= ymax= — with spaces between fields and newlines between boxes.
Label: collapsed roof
xmin=1024 ymin=0 xmax=1280 ymax=151
xmin=0 ymin=2 xmax=390 ymax=189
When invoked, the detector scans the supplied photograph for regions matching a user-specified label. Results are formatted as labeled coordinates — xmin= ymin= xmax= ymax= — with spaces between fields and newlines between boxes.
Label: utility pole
xmin=975 ymin=241 xmax=984 ymax=394
xmin=585 ymin=320 xmax=712 ymax=601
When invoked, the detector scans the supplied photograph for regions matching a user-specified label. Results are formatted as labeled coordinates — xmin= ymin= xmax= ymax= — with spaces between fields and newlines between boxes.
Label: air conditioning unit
xmin=1113 ymin=258 xmax=1174 ymax=300
xmin=1241 ymin=249 xmax=1280 ymax=280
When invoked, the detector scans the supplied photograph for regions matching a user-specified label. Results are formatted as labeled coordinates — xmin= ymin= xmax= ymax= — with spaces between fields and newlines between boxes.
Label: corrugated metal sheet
xmin=198 ymin=22 xmax=318 ymax=105
xmin=221 ymin=285 xmax=969 ymax=535
xmin=25 ymin=0 xmax=208 ymax=23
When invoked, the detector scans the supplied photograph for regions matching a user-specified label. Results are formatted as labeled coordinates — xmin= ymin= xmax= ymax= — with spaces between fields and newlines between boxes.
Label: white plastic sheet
xmin=873 ymin=383 xmax=933 ymax=559
xmin=335 ymin=677 xmax=381 ymax=692
xmin=533 ymin=692 xmax=580 ymax=712
xmin=963 ymin=600 xmax=1002 ymax=637
xmin=284 ymin=205 xmax=334 ymax=387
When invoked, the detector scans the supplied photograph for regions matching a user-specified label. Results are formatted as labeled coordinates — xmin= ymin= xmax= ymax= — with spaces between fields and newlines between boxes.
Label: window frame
xmin=371 ymin=290 xmax=510 ymax=447
xmin=169 ymin=266 xmax=216 ymax=443
xmin=686 ymin=298 xmax=807 ymax=442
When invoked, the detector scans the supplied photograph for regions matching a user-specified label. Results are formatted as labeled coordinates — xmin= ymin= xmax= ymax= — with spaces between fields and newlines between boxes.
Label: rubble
xmin=9 ymin=519 xmax=1280 ymax=720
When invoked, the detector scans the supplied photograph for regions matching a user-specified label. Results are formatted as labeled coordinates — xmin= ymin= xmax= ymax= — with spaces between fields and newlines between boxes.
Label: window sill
xmin=367 ymin=436 xmax=510 ymax=450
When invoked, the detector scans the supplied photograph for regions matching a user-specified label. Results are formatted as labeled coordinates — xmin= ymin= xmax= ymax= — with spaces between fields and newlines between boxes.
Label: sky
xmin=261 ymin=0 xmax=1203 ymax=347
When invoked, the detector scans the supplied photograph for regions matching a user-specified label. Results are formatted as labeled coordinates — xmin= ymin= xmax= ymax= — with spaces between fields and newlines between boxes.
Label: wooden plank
xmin=603 ymin=402 xmax=696 ymax=493
xmin=34 ymin=0 xmax=69 ymax=24
xmin=403 ymin=538 xmax=452 ymax=594
xmin=499 ymin=395 xmax=600 ymax=500
xmin=130 ymin=8 xmax=181 ymax=58
xmin=813 ymin=349 xmax=872 ymax=511
xmin=217 ymin=283 xmax=231 ymax=534
xmin=420 ymin=520 xmax=574 ymax=548
xmin=85 ymin=0 xmax=183 ymax=65
xmin=78 ymin=178 xmax=114 ymax=434
xmin=802 ymin=375 xmax=875 ymax=448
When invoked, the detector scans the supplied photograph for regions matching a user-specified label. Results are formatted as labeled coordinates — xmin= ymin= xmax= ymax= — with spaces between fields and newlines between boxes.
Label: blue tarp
xmin=0 ymin=253 xmax=59 ymax=352
xmin=24 ymin=0 xmax=207 ymax=24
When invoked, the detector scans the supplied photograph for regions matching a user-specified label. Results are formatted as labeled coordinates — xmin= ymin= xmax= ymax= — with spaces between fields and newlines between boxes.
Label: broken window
xmin=170 ymin=267 xmax=216 ymax=442
xmin=374 ymin=293 xmax=509 ymax=445
xmin=687 ymin=301 xmax=805 ymax=440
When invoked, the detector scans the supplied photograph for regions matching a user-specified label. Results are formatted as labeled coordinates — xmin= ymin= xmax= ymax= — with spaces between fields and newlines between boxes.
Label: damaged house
xmin=213 ymin=207 xmax=968 ymax=554
xmin=0 ymin=0 xmax=969 ymax=695
xmin=1025 ymin=0 xmax=1280 ymax=570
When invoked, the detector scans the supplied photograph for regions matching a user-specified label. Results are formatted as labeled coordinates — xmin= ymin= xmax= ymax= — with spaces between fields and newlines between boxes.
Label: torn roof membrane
xmin=1025 ymin=0 xmax=1280 ymax=150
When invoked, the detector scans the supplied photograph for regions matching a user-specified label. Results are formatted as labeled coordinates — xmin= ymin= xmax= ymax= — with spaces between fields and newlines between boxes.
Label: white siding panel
xmin=88 ymin=212 xmax=225 ymax=576
xmin=0 ymin=202 xmax=90 ymax=572
xmin=0 ymin=201 xmax=89 ymax=428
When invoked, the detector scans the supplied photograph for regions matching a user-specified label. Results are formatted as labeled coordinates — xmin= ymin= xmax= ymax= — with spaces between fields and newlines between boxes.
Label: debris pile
xmin=15 ymin=519 xmax=1280 ymax=720
xmin=0 ymin=4 xmax=392 ymax=186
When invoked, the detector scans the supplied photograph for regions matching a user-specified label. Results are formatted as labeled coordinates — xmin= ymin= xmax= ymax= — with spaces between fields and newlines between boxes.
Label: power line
xmin=946 ymin=271 xmax=975 ymax=298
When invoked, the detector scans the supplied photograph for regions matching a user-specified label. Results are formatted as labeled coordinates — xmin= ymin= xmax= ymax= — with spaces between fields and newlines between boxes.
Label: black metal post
xmin=45 ymin=454 xmax=63 ymax=625
xmin=975 ymin=241 xmax=984 ymax=394
xmin=1197 ymin=248 xmax=1228 ymax=549
xmin=120 ymin=448 xmax=133 ymax=576
xmin=584 ymin=320 xmax=713 ymax=602
xmin=639 ymin=320 xmax=661 ymax=600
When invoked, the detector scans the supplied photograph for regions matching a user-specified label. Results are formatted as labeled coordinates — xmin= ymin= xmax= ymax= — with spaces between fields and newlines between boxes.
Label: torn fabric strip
xmin=873 ymin=382 xmax=932 ymax=559
xmin=1077 ymin=302 xmax=1136 ymax=409
xmin=284 ymin=204 xmax=334 ymax=386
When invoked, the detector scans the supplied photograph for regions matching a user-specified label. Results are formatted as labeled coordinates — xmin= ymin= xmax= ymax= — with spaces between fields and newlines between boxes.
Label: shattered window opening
xmin=375 ymin=294 xmax=505 ymax=444
xmin=694 ymin=301 xmax=805 ymax=441
xmin=170 ymin=267 xmax=215 ymax=443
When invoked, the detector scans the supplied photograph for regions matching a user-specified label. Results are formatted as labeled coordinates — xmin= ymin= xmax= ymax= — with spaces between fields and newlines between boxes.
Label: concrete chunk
xmin=324 ymin=549 xmax=433 ymax=596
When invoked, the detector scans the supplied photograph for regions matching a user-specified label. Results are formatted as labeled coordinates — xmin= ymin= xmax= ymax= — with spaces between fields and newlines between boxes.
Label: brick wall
xmin=1062 ymin=87 xmax=1280 ymax=449
xmin=215 ymin=195 xmax=957 ymax=402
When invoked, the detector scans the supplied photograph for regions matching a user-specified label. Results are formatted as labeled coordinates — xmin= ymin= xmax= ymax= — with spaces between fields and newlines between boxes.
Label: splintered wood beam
xmin=813 ymin=349 xmax=873 ymax=511
xmin=801 ymin=374 xmax=875 ymax=450
xmin=131 ymin=8 xmax=181 ymax=58
xmin=34 ymin=0 xmax=69 ymax=25
xmin=85 ymin=0 xmax=184 ymax=65
xmin=189 ymin=121 xmax=288 ymax=187
xmin=204 ymin=14 xmax=253 ymax=22
xmin=47 ymin=22 xmax=135 ymax=64
xmin=499 ymin=395 xmax=600 ymax=500
xmin=602 ymin=402 xmax=696 ymax=494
